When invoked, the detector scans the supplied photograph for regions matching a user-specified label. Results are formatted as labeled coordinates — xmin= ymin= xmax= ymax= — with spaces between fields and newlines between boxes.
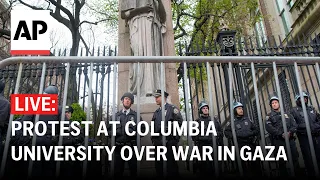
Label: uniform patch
xmin=266 ymin=116 xmax=269 ymax=120
xmin=284 ymin=114 xmax=289 ymax=118
xmin=130 ymin=117 xmax=134 ymax=121
xmin=266 ymin=121 xmax=271 ymax=124
xmin=310 ymin=110 xmax=314 ymax=114
xmin=244 ymin=121 xmax=248 ymax=125
xmin=174 ymin=108 xmax=179 ymax=114
xmin=226 ymin=122 xmax=230 ymax=126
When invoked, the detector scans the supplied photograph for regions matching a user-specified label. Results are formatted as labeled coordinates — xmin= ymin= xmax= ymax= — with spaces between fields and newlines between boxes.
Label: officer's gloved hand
xmin=282 ymin=132 xmax=291 ymax=139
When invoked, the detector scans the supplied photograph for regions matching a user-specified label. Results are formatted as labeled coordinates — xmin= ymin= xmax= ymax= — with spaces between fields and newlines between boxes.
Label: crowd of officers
xmin=0 ymin=82 xmax=320 ymax=178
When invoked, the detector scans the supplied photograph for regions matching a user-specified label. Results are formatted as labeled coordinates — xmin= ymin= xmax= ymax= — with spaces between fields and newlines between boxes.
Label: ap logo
xmin=11 ymin=10 xmax=53 ymax=55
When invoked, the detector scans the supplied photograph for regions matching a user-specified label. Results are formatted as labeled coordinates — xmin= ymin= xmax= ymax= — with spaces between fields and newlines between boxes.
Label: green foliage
xmin=13 ymin=114 xmax=23 ymax=120
xmin=103 ymin=0 xmax=119 ymax=28
xmin=173 ymin=0 xmax=261 ymax=44
xmin=70 ymin=103 xmax=86 ymax=123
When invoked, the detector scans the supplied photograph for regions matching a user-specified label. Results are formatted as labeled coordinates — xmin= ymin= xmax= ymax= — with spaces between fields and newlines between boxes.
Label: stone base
xmin=133 ymin=95 xmax=156 ymax=104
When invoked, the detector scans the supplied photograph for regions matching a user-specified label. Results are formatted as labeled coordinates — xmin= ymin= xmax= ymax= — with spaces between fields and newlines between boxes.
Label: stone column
xmin=117 ymin=0 xmax=179 ymax=176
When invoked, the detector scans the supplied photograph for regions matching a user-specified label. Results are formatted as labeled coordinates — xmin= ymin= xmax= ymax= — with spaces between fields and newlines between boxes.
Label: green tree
xmin=70 ymin=103 xmax=86 ymax=122
xmin=172 ymin=0 xmax=261 ymax=118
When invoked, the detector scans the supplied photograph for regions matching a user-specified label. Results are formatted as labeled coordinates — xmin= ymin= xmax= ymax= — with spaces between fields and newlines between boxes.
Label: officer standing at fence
xmin=265 ymin=95 xmax=300 ymax=176
xmin=108 ymin=92 xmax=144 ymax=178
xmin=150 ymin=89 xmax=183 ymax=178
xmin=192 ymin=101 xmax=223 ymax=176
xmin=0 ymin=81 xmax=10 ymax=158
xmin=61 ymin=105 xmax=84 ymax=177
xmin=224 ymin=101 xmax=261 ymax=176
xmin=290 ymin=91 xmax=320 ymax=176
xmin=21 ymin=85 xmax=65 ymax=177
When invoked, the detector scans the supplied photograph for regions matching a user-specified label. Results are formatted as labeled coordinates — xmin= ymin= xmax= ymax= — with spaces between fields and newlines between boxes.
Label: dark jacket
xmin=150 ymin=103 xmax=183 ymax=143
xmin=21 ymin=106 xmax=65 ymax=146
xmin=62 ymin=119 xmax=85 ymax=146
xmin=290 ymin=106 xmax=320 ymax=134
xmin=192 ymin=115 xmax=223 ymax=145
xmin=108 ymin=108 xmax=144 ymax=145
xmin=0 ymin=94 xmax=10 ymax=129
xmin=224 ymin=116 xmax=259 ymax=140
xmin=265 ymin=110 xmax=297 ymax=139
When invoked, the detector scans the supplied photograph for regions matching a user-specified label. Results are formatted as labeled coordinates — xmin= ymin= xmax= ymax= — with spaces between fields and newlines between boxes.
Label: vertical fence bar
xmin=295 ymin=62 xmax=319 ymax=177
xmin=160 ymin=62 xmax=167 ymax=177
xmin=211 ymin=64 xmax=221 ymax=122
xmin=0 ymin=63 xmax=23 ymax=178
xmin=27 ymin=62 xmax=47 ymax=178
xmin=218 ymin=64 xmax=228 ymax=123
xmin=250 ymin=62 xmax=270 ymax=176
xmin=272 ymin=62 xmax=295 ymax=177
xmin=183 ymin=61 xmax=192 ymax=173
xmin=110 ymin=62 xmax=117 ymax=177
xmin=206 ymin=62 xmax=219 ymax=176
xmin=136 ymin=62 xmax=141 ymax=176
xmin=305 ymin=65 xmax=320 ymax=108
xmin=56 ymin=62 xmax=70 ymax=177
xmin=228 ymin=62 xmax=243 ymax=176
xmin=82 ymin=62 xmax=94 ymax=179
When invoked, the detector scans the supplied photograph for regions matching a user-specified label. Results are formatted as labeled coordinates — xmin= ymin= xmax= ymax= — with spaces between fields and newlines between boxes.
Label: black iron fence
xmin=177 ymin=33 xmax=320 ymax=176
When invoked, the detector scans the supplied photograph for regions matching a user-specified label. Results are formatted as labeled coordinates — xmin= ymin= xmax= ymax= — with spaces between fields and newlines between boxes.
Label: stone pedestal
xmin=117 ymin=0 xmax=180 ymax=175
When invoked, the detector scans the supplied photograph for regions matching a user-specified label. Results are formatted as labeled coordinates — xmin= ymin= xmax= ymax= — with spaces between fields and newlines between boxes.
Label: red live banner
xmin=11 ymin=94 xmax=58 ymax=115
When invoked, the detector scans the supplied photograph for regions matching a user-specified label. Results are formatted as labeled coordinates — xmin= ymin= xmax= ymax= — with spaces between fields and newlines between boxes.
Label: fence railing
xmin=0 ymin=56 xmax=320 ymax=179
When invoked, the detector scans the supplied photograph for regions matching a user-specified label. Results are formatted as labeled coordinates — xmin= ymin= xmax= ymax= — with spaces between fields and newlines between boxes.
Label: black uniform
xmin=265 ymin=110 xmax=299 ymax=176
xmin=20 ymin=106 xmax=65 ymax=177
xmin=0 ymin=94 xmax=10 ymax=159
xmin=61 ymin=119 xmax=85 ymax=177
xmin=224 ymin=116 xmax=259 ymax=147
xmin=192 ymin=115 xmax=223 ymax=176
xmin=290 ymin=105 xmax=320 ymax=176
xmin=108 ymin=108 xmax=144 ymax=178
xmin=224 ymin=116 xmax=261 ymax=176
xmin=151 ymin=103 xmax=183 ymax=178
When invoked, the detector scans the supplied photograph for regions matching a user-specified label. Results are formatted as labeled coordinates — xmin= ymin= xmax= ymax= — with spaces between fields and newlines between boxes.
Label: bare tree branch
xmin=78 ymin=18 xmax=111 ymax=28
xmin=80 ymin=34 xmax=92 ymax=56
xmin=47 ymin=0 xmax=75 ymax=24
xmin=0 ymin=29 xmax=10 ymax=37
xmin=18 ymin=0 xmax=45 ymax=10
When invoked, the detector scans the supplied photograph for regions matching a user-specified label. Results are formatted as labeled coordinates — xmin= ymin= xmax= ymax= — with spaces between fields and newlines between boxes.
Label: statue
xmin=120 ymin=0 xmax=167 ymax=97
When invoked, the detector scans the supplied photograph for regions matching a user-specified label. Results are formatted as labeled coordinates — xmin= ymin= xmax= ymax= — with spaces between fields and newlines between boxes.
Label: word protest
xmin=11 ymin=120 xmax=218 ymax=137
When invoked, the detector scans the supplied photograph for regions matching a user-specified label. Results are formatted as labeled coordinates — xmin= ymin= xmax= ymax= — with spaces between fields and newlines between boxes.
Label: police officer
xmin=21 ymin=85 xmax=65 ymax=177
xmin=150 ymin=89 xmax=183 ymax=178
xmin=224 ymin=101 xmax=260 ymax=176
xmin=61 ymin=105 xmax=84 ymax=177
xmin=108 ymin=92 xmax=144 ymax=178
xmin=192 ymin=101 xmax=223 ymax=176
xmin=0 ymin=81 xmax=10 ymax=158
xmin=290 ymin=91 xmax=320 ymax=176
xmin=265 ymin=96 xmax=300 ymax=176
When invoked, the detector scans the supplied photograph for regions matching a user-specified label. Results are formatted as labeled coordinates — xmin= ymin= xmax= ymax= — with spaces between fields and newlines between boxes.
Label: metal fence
xmin=0 ymin=55 xmax=320 ymax=178
xmin=176 ymin=33 xmax=320 ymax=177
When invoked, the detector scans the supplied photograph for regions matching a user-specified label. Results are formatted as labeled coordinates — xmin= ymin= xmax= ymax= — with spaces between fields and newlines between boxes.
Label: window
xmin=276 ymin=0 xmax=285 ymax=13
xmin=275 ymin=0 xmax=291 ymax=35
xmin=255 ymin=18 xmax=267 ymax=46
xmin=287 ymin=0 xmax=295 ymax=9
